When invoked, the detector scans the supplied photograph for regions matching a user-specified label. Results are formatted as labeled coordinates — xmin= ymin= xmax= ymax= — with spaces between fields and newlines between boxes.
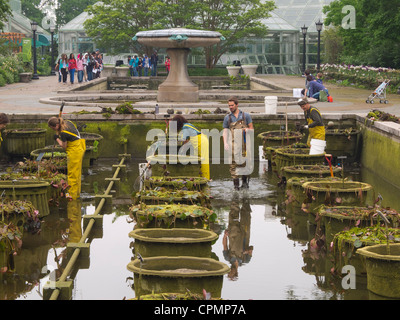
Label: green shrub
xmin=0 ymin=75 xmax=6 ymax=87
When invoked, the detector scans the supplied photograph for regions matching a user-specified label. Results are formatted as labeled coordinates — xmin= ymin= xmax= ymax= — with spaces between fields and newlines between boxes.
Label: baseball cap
xmin=297 ymin=98 xmax=308 ymax=106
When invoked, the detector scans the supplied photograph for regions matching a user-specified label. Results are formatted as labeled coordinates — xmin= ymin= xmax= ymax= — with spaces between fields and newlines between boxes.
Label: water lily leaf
xmin=354 ymin=239 xmax=363 ymax=248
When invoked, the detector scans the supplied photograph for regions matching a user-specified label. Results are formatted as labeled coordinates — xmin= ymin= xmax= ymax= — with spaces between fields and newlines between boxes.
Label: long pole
xmin=317 ymin=30 xmax=321 ymax=72
xmin=50 ymin=31 xmax=55 ymax=76
xmin=303 ymin=33 xmax=306 ymax=73
xmin=32 ymin=30 xmax=39 ymax=80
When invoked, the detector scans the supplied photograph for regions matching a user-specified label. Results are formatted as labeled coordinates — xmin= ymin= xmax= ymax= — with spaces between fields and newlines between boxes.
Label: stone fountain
xmin=133 ymin=28 xmax=223 ymax=103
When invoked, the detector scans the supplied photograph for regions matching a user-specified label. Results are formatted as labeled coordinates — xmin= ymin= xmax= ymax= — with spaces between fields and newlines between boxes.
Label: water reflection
xmin=222 ymin=198 xmax=253 ymax=281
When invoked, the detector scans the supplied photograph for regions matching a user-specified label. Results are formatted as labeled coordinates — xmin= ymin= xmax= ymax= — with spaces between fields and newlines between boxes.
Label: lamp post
xmin=30 ymin=21 xmax=39 ymax=80
xmin=301 ymin=25 xmax=308 ymax=73
xmin=50 ymin=25 xmax=55 ymax=76
xmin=315 ymin=20 xmax=323 ymax=72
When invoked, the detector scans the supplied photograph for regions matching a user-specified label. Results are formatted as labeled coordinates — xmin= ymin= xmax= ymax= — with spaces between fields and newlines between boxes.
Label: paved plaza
xmin=0 ymin=74 xmax=399 ymax=117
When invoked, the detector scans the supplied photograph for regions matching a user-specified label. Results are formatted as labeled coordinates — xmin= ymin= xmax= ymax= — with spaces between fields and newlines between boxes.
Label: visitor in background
xmin=302 ymin=69 xmax=315 ymax=97
xmin=48 ymin=116 xmax=86 ymax=200
xmin=223 ymin=96 xmax=253 ymax=191
xmin=86 ymin=52 xmax=93 ymax=81
xmin=150 ymin=51 xmax=158 ymax=76
xmin=82 ymin=53 xmax=88 ymax=82
xmin=76 ymin=53 xmax=84 ymax=83
xmin=307 ymin=75 xmax=329 ymax=100
xmin=298 ymin=97 xmax=325 ymax=147
xmin=68 ymin=53 xmax=77 ymax=84
xmin=95 ymin=52 xmax=103 ymax=78
xmin=316 ymin=72 xmax=324 ymax=84
xmin=55 ymin=56 xmax=62 ymax=83
xmin=128 ymin=55 xmax=134 ymax=76
xmin=172 ymin=114 xmax=210 ymax=180
xmin=60 ymin=53 xmax=69 ymax=84
xmin=165 ymin=56 xmax=170 ymax=75
xmin=0 ymin=113 xmax=9 ymax=148
xmin=138 ymin=57 xmax=143 ymax=77
xmin=143 ymin=54 xmax=150 ymax=76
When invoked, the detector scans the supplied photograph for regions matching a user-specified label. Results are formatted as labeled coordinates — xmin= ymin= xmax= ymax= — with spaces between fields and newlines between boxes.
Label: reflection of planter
xmin=134 ymin=188 xmax=211 ymax=207
xmin=241 ymin=64 xmax=258 ymax=77
xmin=127 ymin=256 xmax=230 ymax=297
xmin=302 ymin=181 xmax=373 ymax=214
xmin=3 ymin=128 xmax=46 ymax=156
xmin=357 ymin=244 xmax=400 ymax=298
xmin=275 ymin=147 xmax=325 ymax=173
xmin=0 ymin=180 xmax=50 ymax=217
xmin=325 ymin=128 xmax=360 ymax=161
xmin=115 ymin=66 xmax=129 ymax=77
xmin=143 ymin=176 xmax=209 ymax=192
xmin=226 ymin=66 xmax=241 ymax=77
xmin=129 ymin=228 xmax=218 ymax=257
xmin=281 ymin=164 xmax=341 ymax=180
xmin=130 ymin=203 xmax=215 ymax=228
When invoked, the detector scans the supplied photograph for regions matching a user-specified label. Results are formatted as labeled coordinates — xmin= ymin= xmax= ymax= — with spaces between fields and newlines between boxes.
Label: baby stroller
xmin=366 ymin=79 xmax=390 ymax=104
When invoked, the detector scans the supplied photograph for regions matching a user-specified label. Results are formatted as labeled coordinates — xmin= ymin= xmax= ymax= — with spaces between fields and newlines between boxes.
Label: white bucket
xmin=293 ymin=88 xmax=302 ymax=98
xmin=264 ymin=96 xmax=277 ymax=114
xmin=309 ymin=138 xmax=326 ymax=155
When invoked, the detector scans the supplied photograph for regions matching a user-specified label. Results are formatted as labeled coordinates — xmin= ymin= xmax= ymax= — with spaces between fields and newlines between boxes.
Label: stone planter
xmin=325 ymin=128 xmax=361 ymax=162
xmin=129 ymin=228 xmax=218 ymax=257
xmin=133 ymin=188 xmax=211 ymax=207
xmin=357 ymin=243 xmax=400 ymax=298
xmin=115 ymin=66 xmax=129 ymax=77
xmin=226 ymin=66 xmax=241 ymax=77
xmin=275 ymin=146 xmax=325 ymax=174
xmin=143 ymin=176 xmax=209 ymax=192
xmin=241 ymin=64 xmax=258 ymax=77
xmin=101 ymin=65 xmax=115 ymax=78
xmin=281 ymin=164 xmax=341 ymax=180
xmin=0 ymin=180 xmax=50 ymax=217
xmin=130 ymin=203 xmax=215 ymax=228
xmin=3 ymin=128 xmax=46 ymax=157
xmin=302 ymin=181 xmax=373 ymax=214
xmin=258 ymin=130 xmax=303 ymax=166
xmin=127 ymin=256 xmax=230 ymax=297
xmin=19 ymin=73 xmax=32 ymax=83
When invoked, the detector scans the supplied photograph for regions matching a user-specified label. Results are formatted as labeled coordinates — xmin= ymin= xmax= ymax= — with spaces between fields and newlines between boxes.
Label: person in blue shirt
xmin=307 ymin=75 xmax=329 ymax=100
xmin=223 ymin=97 xmax=254 ymax=190
xmin=172 ymin=115 xmax=210 ymax=180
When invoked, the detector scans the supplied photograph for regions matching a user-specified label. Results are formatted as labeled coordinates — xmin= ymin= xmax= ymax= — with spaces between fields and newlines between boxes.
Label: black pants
xmin=61 ymin=68 xmax=68 ymax=82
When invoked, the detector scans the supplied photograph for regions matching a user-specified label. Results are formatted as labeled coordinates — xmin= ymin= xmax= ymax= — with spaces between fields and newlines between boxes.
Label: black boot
xmin=233 ymin=178 xmax=240 ymax=191
xmin=241 ymin=176 xmax=249 ymax=189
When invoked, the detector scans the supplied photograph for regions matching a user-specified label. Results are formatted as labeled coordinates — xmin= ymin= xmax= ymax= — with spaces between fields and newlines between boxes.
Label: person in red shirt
xmin=165 ymin=56 xmax=170 ymax=75
xmin=68 ymin=53 xmax=77 ymax=84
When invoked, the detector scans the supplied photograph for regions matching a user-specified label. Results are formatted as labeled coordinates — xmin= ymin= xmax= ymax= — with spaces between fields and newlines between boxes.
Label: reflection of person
xmin=67 ymin=199 xmax=82 ymax=243
xmin=48 ymin=117 xmax=86 ymax=200
xmin=223 ymin=199 xmax=253 ymax=281
xmin=298 ymin=98 xmax=325 ymax=146
xmin=0 ymin=113 xmax=9 ymax=148
xmin=223 ymin=97 xmax=254 ymax=190
xmin=172 ymin=115 xmax=210 ymax=180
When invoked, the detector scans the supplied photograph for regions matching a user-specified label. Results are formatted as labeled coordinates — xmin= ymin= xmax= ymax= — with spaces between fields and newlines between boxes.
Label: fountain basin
xmin=127 ymin=256 xmax=229 ymax=297
xmin=129 ymin=228 xmax=218 ymax=257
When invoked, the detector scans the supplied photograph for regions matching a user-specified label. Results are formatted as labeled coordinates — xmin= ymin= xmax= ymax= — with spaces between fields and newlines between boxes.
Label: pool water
xmin=3 ymin=159 xmax=397 ymax=300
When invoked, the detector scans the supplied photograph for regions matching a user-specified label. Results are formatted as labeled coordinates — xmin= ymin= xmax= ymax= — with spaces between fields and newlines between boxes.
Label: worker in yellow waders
xmin=223 ymin=97 xmax=254 ymax=191
xmin=172 ymin=115 xmax=210 ymax=180
xmin=48 ymin=117 xmax=86 ymax=200
xmin=297 ymin=98 xmax=325 ymax=146
xmin=0 ymin=113 xmax=10 ymax=148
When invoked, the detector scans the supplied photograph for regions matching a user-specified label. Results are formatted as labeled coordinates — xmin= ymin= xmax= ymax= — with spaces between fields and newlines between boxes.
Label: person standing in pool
xmin=48 ymin=117 xmax=86 ymax=200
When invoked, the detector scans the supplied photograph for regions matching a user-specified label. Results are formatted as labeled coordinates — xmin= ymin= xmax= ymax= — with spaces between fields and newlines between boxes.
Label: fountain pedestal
xmin=134 ymin=28 xmax=222 ymax=103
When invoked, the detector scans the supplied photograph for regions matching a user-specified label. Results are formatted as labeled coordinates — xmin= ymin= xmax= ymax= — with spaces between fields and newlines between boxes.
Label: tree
xmin=56 ymin=0 xmax=97 ymax=26
xmin=323 ymin=0 xmax=400 ymax=68
xmin=83 ymin=0 xmax=276 ymax=68
xmin=0 ymin=0 xmax=12 ymax=31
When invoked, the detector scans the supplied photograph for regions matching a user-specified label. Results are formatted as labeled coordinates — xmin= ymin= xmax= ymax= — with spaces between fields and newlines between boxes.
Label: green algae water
xmin=0 ymin=159 xmax=397 ymax=300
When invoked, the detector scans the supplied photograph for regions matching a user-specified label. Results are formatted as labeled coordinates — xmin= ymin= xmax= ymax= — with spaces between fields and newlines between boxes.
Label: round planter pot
xmin=3 ymin=128 xmax=46 ymax=156
xmin=80 ymin=132 xmax=103 ymax=147
xmin=226 ymin=66 xmax=241 ymax=77
xmin=31 ymin=146 xmax=94 ymax=168
xmin=134 ymin=188 xmax=211 ymax=207
xmin=241 ymin=65 xmax=258 ymax=77
xmin=275 ymin=147 xmax=325 ymax=174
xmin=357 ymin=243 xmax=400 ymax=298
xmin=127 ymin=256 xmax=230 ymax=298
xmin=302 ymin=181 xmax=373 ymax=214
xmin=147 ymin=155 xmax=202 ymax=177
xmin=129 ymin=228 xmax=218 ymax=257
xmin=325 ymin=128 xmax=360 ymax=161
xmin=281 ymin=164 xmax=341 ymax=180
xmin=143 ymin=176 xmax=209 ymax=192
xmin=0 ymin=180 xmax=50 ymax=217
